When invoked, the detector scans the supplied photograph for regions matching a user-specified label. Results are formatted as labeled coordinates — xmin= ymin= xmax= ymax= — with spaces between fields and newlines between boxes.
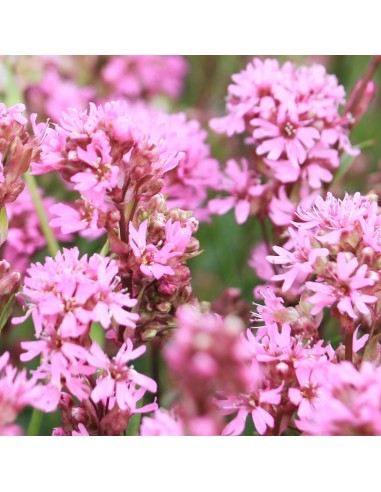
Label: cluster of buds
xmin=0 ymin=260 xmax=20 ymax=318
xmin=123 ymin=194 xmax=201 ymax=343
xmin=0 ymin=104 xmax=41 ymax=209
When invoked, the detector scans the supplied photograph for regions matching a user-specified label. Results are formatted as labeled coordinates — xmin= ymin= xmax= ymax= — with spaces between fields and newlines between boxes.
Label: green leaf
xmin=0 ymin=294 xmax=15 ymax=335
xmin=0 ymin=206 xmax=8 ymax=247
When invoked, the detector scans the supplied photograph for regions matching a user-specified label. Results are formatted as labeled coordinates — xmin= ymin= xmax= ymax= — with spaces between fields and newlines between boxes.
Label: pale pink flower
xmin=288 ymin=362 xmax=327 ymax=420
xmin=70 ymin=140 xmax=119 ymax=207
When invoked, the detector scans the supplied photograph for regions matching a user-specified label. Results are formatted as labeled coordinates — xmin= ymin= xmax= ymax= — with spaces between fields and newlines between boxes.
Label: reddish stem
xmin=345 ymin=327 xmax=354 ymax=362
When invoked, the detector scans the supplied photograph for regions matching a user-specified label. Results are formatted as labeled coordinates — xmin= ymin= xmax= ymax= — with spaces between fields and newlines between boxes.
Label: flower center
xmin=283 ymin=121 xmax=296 ymax=138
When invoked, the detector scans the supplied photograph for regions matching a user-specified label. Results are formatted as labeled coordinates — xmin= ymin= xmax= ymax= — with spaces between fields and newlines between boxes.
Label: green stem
xmin=24 ymin=171 xmax=59 ymax=436
xmin=99 ymin=239 xmax=110 ymax=257
xmin=24 ymin=172 xmax=59 ymax=257
xmin=27 ymin=409 xmax=43 ymax=436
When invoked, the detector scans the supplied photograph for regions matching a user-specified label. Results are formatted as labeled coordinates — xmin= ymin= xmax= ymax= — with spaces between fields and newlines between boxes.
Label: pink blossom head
xmin=15 ymin=247 xmax=138 ymax=339
xmin=102 ymin=56 xmax=188 ymax=100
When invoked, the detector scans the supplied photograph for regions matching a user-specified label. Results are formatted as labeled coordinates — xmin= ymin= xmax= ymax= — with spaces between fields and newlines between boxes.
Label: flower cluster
xmin=297 ymin=361 xmax=381 ymax=435
xmin=143 ymin=304 xmax=251 ymax=436
xmin=16 ymin=247 xmax=138 ymax=343
xmin=216 ymin=287 xmax=334 ymax=435
xmin=33 ymin=100 xmax=187 ymax=236
xmin=209 ymin=58 xmax=359 ymax=227
xmin=53 ymin=340 xmax=157 ymax=436
xmin=101 ymin=56 xmax=188 ymax=101
xmin=26 ymin=67 xmax=95 ymax=122
xmin=14 ymin=248 xmax=157 ymax=435
xmin=267 ymin=192 xmax=381 ymax=326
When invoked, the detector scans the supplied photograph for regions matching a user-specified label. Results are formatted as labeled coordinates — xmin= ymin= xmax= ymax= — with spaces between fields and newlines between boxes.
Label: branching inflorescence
xmin=1 ymin=55 xmax=381 ymax=436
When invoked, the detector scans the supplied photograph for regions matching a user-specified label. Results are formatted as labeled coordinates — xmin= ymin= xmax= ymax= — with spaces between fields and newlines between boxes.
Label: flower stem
xmin=27 ymin=408 xmax=43 ymax=436
xmin=24 ymin=171 xmax=59 ymax=436
xmin=24 ymin=172 xmax=59 ymax=257
xmin=345 ymin=327 xmax=354 ymax=362
xmin=151 ymin=340 xmax=161 ymax=405
xmin=99 ymin=239 xmax=110 ymax=257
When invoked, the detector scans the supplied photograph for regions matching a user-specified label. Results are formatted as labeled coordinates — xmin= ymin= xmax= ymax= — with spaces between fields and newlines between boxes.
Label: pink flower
xmin=252 ymin=102 xmax=320 ymax=166
xmin=306 ymin=253 xmax=377 ymax=319
xmin=88 ymin=340 xmax=157 ymax=412
xmin=140 ymin=409 xmax=184 ymax=436
xmin=267 ymin=227 xmax=329 ymax=292
xmin=288 ymin=363 xmax=327 ymax=420
xmin=252 ymin=287 xmax=299 ymax=328
xmin=219 ymin=385 xmax=283 ymax=436
xmin=129 ymin=220 xmax=184 ymax=279
xmin=208 ymin=159 xmax=265 ymax=224
xmin=295 ymin=192 xmax=376 ymax=244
